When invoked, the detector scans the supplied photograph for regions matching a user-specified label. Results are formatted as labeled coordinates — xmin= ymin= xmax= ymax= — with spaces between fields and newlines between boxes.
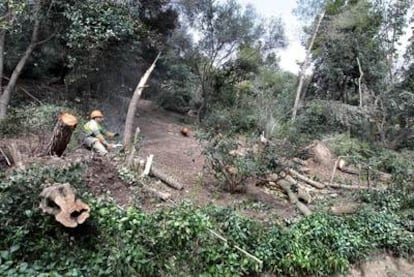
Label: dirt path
xmin=136 ymin=100 xmax=204 ymax=189
xmin=130 ymin=100 xmax=293 ymax=217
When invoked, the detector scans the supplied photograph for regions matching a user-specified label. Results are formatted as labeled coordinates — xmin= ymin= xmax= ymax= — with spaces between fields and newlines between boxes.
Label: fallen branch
xmin=208 ymin=229 xmax=263 ymax=267
xmin=0 ymin=147 xmax=11 ymax=166
xmin=150 ymin=166 xmax=184 ymax=190
xmin=327 ymin=182 xmax=381 ymax=190
xmin=288 ymin=168 xmax=325 ymax=189
xmin=19 ymin=87 xmax=43 ymax=105
xmin=142 ymin=185 xmax=170 ymax=201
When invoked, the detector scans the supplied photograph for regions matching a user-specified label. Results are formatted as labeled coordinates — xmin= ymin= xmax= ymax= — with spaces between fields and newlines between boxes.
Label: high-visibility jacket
xmin=83 ymin=119 xmax=108 ymax=145
xmin=84 ymin=119 xmax=106 ymax=136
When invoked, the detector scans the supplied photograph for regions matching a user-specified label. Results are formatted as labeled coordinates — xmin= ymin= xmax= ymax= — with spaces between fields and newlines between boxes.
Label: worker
xmin=83 ymin=110 xmax=118 ymax=155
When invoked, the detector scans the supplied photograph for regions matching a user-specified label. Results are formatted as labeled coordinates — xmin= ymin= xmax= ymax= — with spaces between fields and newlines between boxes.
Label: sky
xmin=238 ymin=0 xmax=306 ymax=74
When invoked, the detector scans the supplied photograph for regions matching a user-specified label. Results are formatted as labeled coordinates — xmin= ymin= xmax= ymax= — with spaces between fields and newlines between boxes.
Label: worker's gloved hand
xmin=106 ymin=143 xmax=114 ymax=150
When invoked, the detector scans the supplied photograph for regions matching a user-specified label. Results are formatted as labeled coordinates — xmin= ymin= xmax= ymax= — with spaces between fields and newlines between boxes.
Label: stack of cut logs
xmin=261 ymin=140 xmax=392 ymax=216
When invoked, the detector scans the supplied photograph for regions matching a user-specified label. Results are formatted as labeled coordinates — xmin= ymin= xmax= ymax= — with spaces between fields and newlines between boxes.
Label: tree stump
xmin=301 ymin=140 xmax=333 ymax=165
xmin=47 ymin=113 xmax=78 ymax=156
xmin=39 ymin=183 xmax=90 ymax=228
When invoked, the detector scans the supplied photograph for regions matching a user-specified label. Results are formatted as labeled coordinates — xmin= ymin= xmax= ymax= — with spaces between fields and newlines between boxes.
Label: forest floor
xmin=83 ymin=100 xmax=414 ymax=277
xmin=1 ymin=99 xmax=413 ymax=276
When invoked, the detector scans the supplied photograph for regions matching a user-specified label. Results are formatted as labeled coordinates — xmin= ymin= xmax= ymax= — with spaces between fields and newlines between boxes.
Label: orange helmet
xmin=181 ymin=127 xmax=190 ymax=136
xmin=90 ymin=110 xmax=104 ymax=119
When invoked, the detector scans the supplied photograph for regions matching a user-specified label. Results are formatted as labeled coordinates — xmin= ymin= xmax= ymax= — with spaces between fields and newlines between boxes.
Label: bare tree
xmin=292 ymin=10 xmax=325 ymax=122
xmin=123 ymin=53 xmax=161 ymax=148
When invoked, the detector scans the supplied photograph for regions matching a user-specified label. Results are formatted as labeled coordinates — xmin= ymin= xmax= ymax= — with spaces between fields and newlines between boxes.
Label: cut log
xmin=46 ymin=113 xmax=78 ymax=157
xmin=337 ymin=157 xmax=392 ymax=183
xmin=327 ymin=182 xmax=380 ymax=190
xmin=288 ymin=168 xmax=326 ymax=189
xmin=150 ymin=166 xmax=184 ymax=190
xmin=297 ymin=188 xmax=312 ymax=204
xmin=292 ymin=157 xmax=308 ymax=166
xmin=245 ymin=184 xmax=287 ymax=209
xmin=142 ymin=185 xmax=170 ymax=201
xmin=338 ymin=165 xmax=359 ymax=175
xmin=301 ymin=140 xmax=333 ymax=165
xmin=39 ymin=183 xmax=90 ymax=228
xmin=278 ymin=180 xmax=312 ymax=216
xmin=277 ymin=180 xmax=297 ymax=203
xmin=299 ymin=167 xmax=311 ymax=174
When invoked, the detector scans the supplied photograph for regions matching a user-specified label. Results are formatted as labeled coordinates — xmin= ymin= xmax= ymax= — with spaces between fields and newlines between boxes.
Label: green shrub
xmin=325 ymin=133 xmax=372 ymax=159
xmin=1 ymin=164 xmax=414 ymax=276
xmin=201 ymin=134 xmax=285 ymax=193
xmin=0 ymin=104 xmax=77 ymax=138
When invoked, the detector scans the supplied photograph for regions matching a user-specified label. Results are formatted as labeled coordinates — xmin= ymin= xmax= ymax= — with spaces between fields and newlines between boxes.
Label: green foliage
xmin=1 ymin=164 xmax=414 ymax=276
xmin=61 ymin=1 xmax=136 ymax=69
xmin=325 ymin=133 xmax=372 ymax=159
xmin=202 ymin=134 xmax=258 ymax=192
xmin=117 ymin=166 xmax=138 ymax=185
xmin=201 ymin=134 xmax=291 ymax=193
xmin=325 ymin=133 xmax=414 ymax=178
xmin=0 ymin=104 xmax=74 ymax=138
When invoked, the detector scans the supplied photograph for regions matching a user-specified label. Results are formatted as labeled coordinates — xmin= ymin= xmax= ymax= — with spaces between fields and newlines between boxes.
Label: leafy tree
xmin=0 ymin=0 xmax=45 ymax=120
xmin=0 ymin=0 xmax=178 ymax=120
xmin=178 ymin=0 xmax=287 ymax=121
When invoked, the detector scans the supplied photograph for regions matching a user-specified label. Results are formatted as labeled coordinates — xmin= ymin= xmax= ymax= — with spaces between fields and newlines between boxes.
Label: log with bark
xmin=150 ymin=166 xmax=184 ymax=190
xmin=39 ymin=183 xmax=90 ymax=228
xmin=287 ymin=168 xmax=326 ymax=189
xmin=335 ymin=158 xmax=392 ymax=183
xmin=46 ymin=113 xmax=78 ymax=156
xmin=277 ymin=180 xmax=312 ymax=216
xmin=142 ymin=185 xmax=171 ymax=201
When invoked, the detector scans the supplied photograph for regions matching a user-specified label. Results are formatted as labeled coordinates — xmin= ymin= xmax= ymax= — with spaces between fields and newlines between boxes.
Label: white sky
xmin=238 ymin=0 xmax=306 ymax=73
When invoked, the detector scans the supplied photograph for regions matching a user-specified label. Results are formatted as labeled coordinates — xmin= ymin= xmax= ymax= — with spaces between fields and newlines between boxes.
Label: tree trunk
xmin=357 ymin=57 xmax=364 ymax=107
xmin=0 ymin=0 xmax=41 ymax=120
xmin=292 ymin=10 xmax=325 ymax=121
xmin=47 ymin=113 xmax=78 ymax=156
xmin=0 ymin=29 xmax=5 ymax=96
xmin=123 ymin=53 xmax=161 ymax=148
